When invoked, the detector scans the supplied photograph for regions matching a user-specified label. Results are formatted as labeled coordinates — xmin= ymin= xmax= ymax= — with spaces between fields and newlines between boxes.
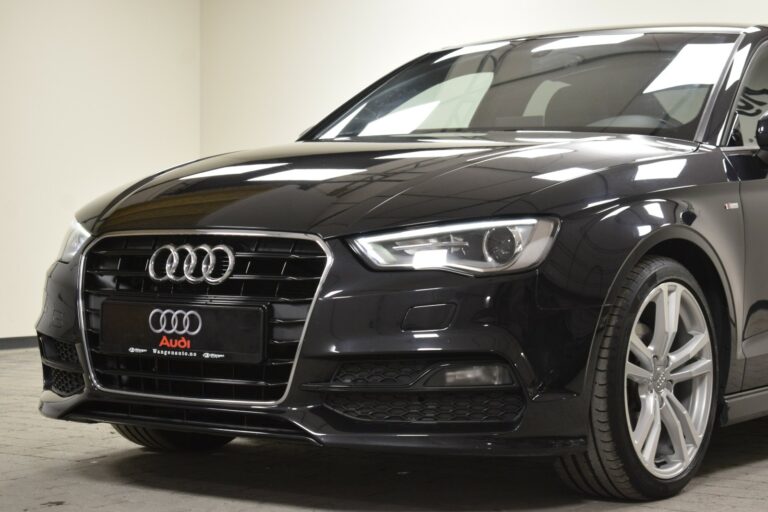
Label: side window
xmin=729 ymin=47 xmax=768 ymax=147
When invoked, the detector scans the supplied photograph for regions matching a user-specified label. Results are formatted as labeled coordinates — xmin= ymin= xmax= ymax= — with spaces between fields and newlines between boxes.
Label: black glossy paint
xmin=36 ymin=25 xmax=768 ymax=453
xmin=83 ymin=134 xmax=698 ymax=237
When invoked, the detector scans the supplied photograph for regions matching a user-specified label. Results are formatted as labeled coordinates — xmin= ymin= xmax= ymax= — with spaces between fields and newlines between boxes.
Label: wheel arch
xmin=598 ymin=226 xmax=738 ymax=399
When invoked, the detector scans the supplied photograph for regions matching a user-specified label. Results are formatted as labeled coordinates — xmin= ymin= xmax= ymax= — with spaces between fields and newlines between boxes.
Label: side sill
xmin=721 ymin=387 xmax=768 ymax=426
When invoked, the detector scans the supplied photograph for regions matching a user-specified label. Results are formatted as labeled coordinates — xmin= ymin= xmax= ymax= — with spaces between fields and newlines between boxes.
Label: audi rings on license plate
xmin=99 ymin=301 xmax=266 ymax=363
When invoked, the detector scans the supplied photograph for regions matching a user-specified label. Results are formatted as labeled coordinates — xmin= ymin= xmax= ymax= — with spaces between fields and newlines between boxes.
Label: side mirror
xmin=758 ymin=111 xmax=768 ymax=151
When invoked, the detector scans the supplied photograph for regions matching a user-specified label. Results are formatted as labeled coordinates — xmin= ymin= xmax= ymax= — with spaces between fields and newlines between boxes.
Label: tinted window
xmin=728 ymin=45 xmax=768 ymax=147
xmin=317 ymin=33 xmax=737 ymax=141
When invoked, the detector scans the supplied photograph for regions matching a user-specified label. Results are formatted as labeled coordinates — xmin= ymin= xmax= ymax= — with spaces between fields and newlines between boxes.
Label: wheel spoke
xmin=660 ymin=397 xmax=691 ymax=465
xmin=649 ymin=288 xmax=667 ymax=355
xmin=624 ymin=280 xmax=713 ymax=479
xmin=670 ymin=358 xmax=712 ymax=383
xmin=649 ymin=284 xmax=681 ymax=357
xmin=630 ymin=333 xmax=654 ymax=369
xmin=632 ymin=392 xmax=656 ymax=448
xmin=666 ymin=392 xmax=702 ymax=448
xmin=669 ymin=332 xmax=709 ymax=371
xmin=641 ymin=395 xmax=662 ymax=464
xmin=665 ymin=285 xmax=683 ymax=356
xmin=626 ymin=362 xmax=652 ymax=383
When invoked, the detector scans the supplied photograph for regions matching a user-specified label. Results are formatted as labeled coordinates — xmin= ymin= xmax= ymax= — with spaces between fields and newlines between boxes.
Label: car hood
xmin=82 ymin=133 xmax=698 ymax=238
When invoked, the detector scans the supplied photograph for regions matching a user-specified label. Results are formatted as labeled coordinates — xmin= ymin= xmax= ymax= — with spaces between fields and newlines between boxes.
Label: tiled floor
xmin=2 ymin=347 xmax=768 ymax=511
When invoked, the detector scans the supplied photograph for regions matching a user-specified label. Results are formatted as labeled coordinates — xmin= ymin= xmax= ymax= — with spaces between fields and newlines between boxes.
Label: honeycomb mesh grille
xmin=51 ymin=369 xmax=85 ymax=396
xmin=333 ymin=361 xmax=432 ymax=386
xmin=326 ymin=391 xmax=524 ymax=423
xmin=54 ymin=341 xmax=79 ymax=364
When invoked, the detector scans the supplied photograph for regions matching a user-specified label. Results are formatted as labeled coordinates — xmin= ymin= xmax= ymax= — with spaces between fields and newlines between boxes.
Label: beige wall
xmin=199 ymin=0 xmax=767 ymax=154
xmin=0 ymin=0 xmax=200 ymax=337
xmin=1 ymin=0 xmax=766 ymax=337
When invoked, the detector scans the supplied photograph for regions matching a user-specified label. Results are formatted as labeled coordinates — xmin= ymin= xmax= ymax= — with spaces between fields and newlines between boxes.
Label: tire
xmin=556 ymin=256 xmax=719 ymax=500
xmin=113 ymin=424 xmax=235 ymax=452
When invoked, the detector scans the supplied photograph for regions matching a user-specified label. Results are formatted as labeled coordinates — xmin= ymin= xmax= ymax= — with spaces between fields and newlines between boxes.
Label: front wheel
xmin=556 ymin=256 xmax=719 ymax=500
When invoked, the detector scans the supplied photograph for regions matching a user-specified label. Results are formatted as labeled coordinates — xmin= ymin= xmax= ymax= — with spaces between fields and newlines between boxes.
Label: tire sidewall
xmin=603 ymin=259 xmax=719 ymax=499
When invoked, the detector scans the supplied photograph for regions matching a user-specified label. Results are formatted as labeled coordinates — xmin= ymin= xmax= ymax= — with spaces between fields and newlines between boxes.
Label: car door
xmin=725 ymin=42 xmax=768 ymax=390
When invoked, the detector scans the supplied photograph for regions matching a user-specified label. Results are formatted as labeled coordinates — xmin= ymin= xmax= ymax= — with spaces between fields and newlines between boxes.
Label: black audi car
xmin=37 ymin=25 xmax=768 ymax=500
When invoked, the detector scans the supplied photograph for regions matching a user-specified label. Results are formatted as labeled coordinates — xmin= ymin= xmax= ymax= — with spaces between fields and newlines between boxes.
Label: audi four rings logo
xmin=148 ymin=244 xmax=235 ymax=284
xmin=148 ymin=309 xmax=202 ymax=336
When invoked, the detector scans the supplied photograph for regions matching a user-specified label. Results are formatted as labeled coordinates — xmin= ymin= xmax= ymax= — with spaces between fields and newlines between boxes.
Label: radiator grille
xmin=81 ymin=233 xmax=328 ymax=402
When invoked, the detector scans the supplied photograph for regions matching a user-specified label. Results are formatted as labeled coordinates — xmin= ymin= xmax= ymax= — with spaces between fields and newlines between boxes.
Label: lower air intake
xmin=51 ymin=368 xmax=85 ymax=396
xmin=326 ymin=391 xmax=524 ymax=423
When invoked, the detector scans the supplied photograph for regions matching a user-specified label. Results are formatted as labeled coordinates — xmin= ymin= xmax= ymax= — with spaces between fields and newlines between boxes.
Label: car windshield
xmin=315 ymin=32 xmax=738 ymax=141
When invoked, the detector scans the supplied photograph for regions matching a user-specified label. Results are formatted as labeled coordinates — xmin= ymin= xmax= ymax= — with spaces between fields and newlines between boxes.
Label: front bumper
xmin=36 ymin=237 xmax=600 ymax=456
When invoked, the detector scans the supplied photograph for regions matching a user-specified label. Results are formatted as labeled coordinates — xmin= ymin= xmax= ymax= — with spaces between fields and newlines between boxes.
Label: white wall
xmin=200 ymin=0 xmax=767 ymax=154
xmin=2 ymin=0 xmax=766 ymax=337
xmin=0 ymin=0 xmax=200 ymax=337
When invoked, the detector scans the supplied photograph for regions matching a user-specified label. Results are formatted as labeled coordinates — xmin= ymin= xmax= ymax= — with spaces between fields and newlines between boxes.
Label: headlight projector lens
xmin=482 ymin=227 xmax=523 ymax=264
xmin=350 ymin=218 xmax=558 ymax=275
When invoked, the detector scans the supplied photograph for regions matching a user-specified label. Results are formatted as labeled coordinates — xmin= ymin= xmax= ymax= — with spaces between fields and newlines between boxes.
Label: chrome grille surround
xmin=77 ymin=230 xmax=333 ymax=406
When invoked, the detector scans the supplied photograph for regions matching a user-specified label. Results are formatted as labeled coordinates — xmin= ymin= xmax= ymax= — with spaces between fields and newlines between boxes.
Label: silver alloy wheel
xmin=624 ymin=281 xmax=714 ymax=479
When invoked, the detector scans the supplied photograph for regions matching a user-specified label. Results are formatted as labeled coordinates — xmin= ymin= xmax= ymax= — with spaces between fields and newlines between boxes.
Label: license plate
xmin=100 ymin=301 xmax=266 ymax=363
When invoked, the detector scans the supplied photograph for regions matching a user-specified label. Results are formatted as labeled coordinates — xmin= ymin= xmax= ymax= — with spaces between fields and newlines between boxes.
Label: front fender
xmin=538 ymin=189 xmax=743 ymax=396
xmin=538 ymin=199 xmax=696 ymax=309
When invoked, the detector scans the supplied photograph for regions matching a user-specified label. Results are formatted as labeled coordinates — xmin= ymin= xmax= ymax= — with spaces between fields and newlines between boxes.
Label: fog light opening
xmin=425 ymin=363 xmax=514 ymax=387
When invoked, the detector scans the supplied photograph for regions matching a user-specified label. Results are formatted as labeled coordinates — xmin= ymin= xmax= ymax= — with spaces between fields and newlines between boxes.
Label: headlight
xmin=350 ymin=218 xmax=559 ymax=275
xmin=58 ymin=220 xmax=91 ymax=263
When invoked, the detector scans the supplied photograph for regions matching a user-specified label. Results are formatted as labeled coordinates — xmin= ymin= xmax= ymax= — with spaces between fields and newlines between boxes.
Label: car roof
xmin=438 ymin=25 xmax=767 ymax=52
